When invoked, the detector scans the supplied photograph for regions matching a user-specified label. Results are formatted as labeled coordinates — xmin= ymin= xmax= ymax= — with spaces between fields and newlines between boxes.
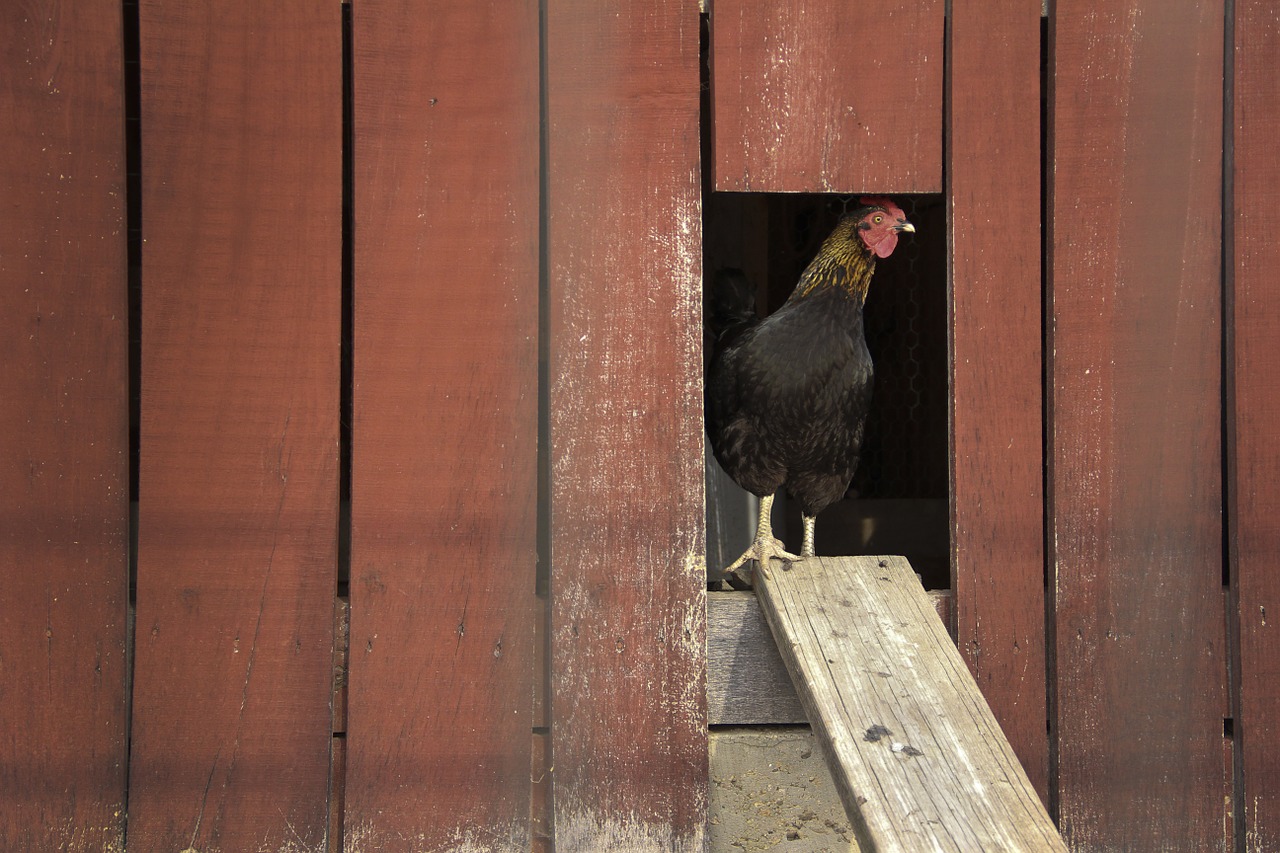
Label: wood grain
xmin=756 ymin=557 xmax=1065 ymax=852
xmin=0 ymin=3 xmax=129 ymax=850
xmin=532 ymin=733 xmax=552 ymax=853
xmin=710 ymin=0 xmax=944 ymax=193
xmin=345 ymin=1 xmax=540 ymax=850
xmin=709 ymin=592 xmax=807 ymax=725
xmin=546 ymin=0 xmax=707 ymax=847
xmin=127 ymin=4 xmax=340 ymax=850
xmin=1230 ymin=1 xmax=1280 ymax=848
xmin=331 ymin=736 xmax=347 ymax=852
xmin=709 ymin=589 xmax=953 ymax=726
xmin=1048 ymin=2 xmax=1228 ymax=847
xmin=947 ymin=0 xmax=1049 ymax=802
xmin=333 ymin=595 xmax=350 ymax=735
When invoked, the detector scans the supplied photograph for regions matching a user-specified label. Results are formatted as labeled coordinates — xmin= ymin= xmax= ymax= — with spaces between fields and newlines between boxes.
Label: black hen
xmin=705 ymin=198 xmax=914 ymax=575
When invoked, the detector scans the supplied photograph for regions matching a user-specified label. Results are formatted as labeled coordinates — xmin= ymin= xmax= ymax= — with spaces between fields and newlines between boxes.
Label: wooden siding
xmin=1230 ymin=2 xmax=1280 ymax=850
xmin=1048 ymin=2 xmax=1228 ymax=848
xmin=710 ymin=0 xmax=944 ymax=193
xmin=344 ymin=1 xmax=541 ymax=849
xmin=947 ymin=0 xmax=1049 ymax=803
xmin=1 ymin=2 xmax=1276 ymax=850
xmin=545 ymin=0 xmax=708 ymax=848
xmin=126 ymin=4 xmax=341 ymax=850
xmin=0 ymin=3 xmax=129 ymax=850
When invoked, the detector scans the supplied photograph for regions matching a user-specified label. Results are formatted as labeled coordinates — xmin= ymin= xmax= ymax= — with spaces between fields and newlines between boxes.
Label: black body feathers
xmin=705 ymin=210 xmax=890 ymax=521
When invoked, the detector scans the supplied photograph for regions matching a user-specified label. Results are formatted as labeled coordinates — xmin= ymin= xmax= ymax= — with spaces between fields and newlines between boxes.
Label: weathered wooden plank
xmin=709 ymin=589 xmax=952 ymax=726
xmin=1226 ymin=725 xmax=1237 ymax=852
xmin=331 ymin=736 xmax=347 ymax=852
xmin=710 ymin=0 xmax=943 ymax=193
xmin=756 ymin=556 xmax=1066 ymax=852
xmin=709 ymin=592 xmax=807 ymax=725
xmin=1230 ymin=2 xmax=1280 ymax=848
xmin=1048 ymin=2 xmax=1227 ymax=848
xmin=532 ymin=733 xmax=552 ymax=853
xmin=546 ymin=0 xmax=707 ymax=848
xmin=1223 ymin=587 xmax=1236 ymax=851
xmin=0 ymin=3 xmax=129 ymax=850
xmin=331 ymin=597 xmax=350 ymax=847
xmin=534 ymin=593 xmax=548 ymax=728
xmin=345 ymin=1 xmax=540 ymax=849
xmin=333 ymin=595 xmax=350 ymax=735
xmin=947 ymin=0 xmax=1049 ymax=802
xmin=128 ymin=4 xmax=340 ymax=850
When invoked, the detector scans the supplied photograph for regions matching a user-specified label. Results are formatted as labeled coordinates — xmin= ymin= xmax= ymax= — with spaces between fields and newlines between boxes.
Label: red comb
xmin=859 ymin=195 xmax=905 ymax=218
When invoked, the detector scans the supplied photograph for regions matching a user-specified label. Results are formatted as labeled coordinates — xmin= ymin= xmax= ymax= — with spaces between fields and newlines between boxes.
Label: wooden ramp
xmin=755 ymin=555 xmax=1067 ymax=852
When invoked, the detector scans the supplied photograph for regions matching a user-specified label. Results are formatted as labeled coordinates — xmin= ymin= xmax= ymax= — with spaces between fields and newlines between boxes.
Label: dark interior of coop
xmin=701 ymin=192 xmax=950 ymax=591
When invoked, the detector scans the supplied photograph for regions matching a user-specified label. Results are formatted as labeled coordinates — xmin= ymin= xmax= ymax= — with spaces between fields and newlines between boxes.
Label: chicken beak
xmin=895 ymin=222 xmax=916 ymax=234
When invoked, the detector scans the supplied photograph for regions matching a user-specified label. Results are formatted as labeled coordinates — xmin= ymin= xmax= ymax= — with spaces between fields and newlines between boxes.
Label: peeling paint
xmin=342 ymin=819 xmax=527 ymax=853
xmin=553 ymin=804 xmax=705 ymax=853
xmin=44 ymin=811 xmax=126 ymax=853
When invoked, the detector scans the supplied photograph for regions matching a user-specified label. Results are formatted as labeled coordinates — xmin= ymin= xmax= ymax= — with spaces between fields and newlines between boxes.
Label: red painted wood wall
xmin=1 ymin=1 xmax=1276 ymax=851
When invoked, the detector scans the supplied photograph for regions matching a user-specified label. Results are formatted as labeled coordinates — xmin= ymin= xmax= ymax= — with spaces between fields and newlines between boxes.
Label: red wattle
xmin=873 ymin=232 xmax=898 ymax=258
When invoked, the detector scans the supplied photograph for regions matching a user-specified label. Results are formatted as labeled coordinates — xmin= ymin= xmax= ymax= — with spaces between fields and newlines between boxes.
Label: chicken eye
xmin=873 ymin=215 xmax=883 ymax=224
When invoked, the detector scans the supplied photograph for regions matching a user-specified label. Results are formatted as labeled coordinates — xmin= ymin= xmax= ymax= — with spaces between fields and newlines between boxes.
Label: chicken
xmin=705 ymin=198 xmax=914 ymax=578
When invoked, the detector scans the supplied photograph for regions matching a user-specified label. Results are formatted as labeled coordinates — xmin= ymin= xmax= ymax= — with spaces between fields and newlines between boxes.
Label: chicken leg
xmin=800 ymin=514 xmax=817 ymax=558
xmin=723 ymin=494 xmax=802 ymax=580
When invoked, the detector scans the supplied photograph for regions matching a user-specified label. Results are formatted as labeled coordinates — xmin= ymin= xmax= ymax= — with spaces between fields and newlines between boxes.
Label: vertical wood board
xmin=546 ymin=0 xmax=708 ymax=848
xmin=947 ymin=0 xmax=1049 ymax=803
xmin=0 ymin=4 xmax=129 ymax=850
xmin=128 ymin=4 xmax=340 ymax=850
xmin=710 ymin=0 xmax=944 ymax=193
xmin=1230 ymin=2 xmax=1280 ymax=849
xmin=1048 ymin=2 xmax=1227 ymax=848
xmin=345 ymin=1 xmax=540 ymax=851
xmin=532 ymin=733 xmax=552 ymax=853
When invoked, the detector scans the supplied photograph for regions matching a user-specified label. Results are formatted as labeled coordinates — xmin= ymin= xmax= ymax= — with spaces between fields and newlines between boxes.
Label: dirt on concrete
xmin=709 ymin=728 xmax=857 ymax=852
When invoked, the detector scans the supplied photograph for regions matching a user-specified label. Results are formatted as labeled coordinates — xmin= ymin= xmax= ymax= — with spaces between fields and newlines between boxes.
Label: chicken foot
xmin=723 ymin=493 xmax=802 ymax=584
